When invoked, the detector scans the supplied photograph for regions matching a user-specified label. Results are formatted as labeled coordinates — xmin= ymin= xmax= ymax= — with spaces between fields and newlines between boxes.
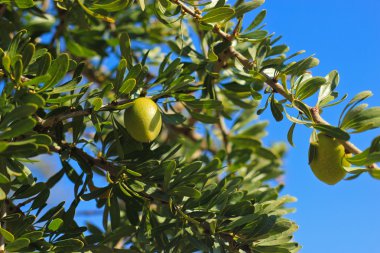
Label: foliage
xmin=0 ymin=0 xmax=378 ymax=252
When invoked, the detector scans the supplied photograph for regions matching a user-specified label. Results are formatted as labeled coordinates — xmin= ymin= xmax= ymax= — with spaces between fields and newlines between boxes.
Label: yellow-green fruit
xmin=124 ymin=97 xmax=162 ymax=143
xmin=309 ymin=133 xmax=350 ymax=185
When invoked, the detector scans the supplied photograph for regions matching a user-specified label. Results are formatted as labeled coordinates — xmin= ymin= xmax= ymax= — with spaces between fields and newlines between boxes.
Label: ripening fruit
xmin=124 ymin=97 xmax=162 ymax=143
xmin=309 ymin=133 xmax=351 ymax=185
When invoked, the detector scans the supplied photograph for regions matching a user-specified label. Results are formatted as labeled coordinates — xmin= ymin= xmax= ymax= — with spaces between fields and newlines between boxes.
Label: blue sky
xmin=255 ymin=1 xmax=380 ymax=252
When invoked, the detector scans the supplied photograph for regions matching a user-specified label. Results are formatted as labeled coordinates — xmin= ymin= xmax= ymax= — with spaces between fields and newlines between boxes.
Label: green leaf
xmin=189 ymin=111 xmax=218 ymax=124
xmin=312 ymin=124 xmax=350 ymax=141
xmin=284 ymin=56 xmax=319 ymax=75
xmin=48 ymin=218 xmax=63 ymax=231
xmin=92 ymin=0 xmax=131 ymax=12
xmin=2 ymin=143 xmax=38 ymax=158
xmin=137 ymin=0 xmax=145 ymax=10
xmin=0 ymin=142 xmax=8 ymax=153
xmin=341 ymin=107 xmax=380 ymax=132
xmin=268 ymin=44 xmax=290 ymax=57
xmin=15 ymin=0 xmax=34 ymax=8
xmin=15 ymin=182 xmax=46 ymax=199
xmin=171 ymin=186 xmax=201 ymax=199
xmin=18 ymin=93 xmax=45 ymax=108
xmin=163 ymin=160 xmax=176 ymax=191
xmin=110 ymin=194 xmax=120 ymax=230
xmin=185 ymin=99 xmax=223 ymax=110
xmin=245 ymin=9 xmax=267 ymax=31
xmin=0 ymin=188 xmax=6 ymax=200
xmin=230 ymin=135 xmax=262 ymax=149
xmin=6 ymin=238 xmax=30 ymax=251
xmin=0 ymin=117 xmax=36 ymax=140
xmin=20 ymin=231 xmax=43 ymax=242
xmin=46 ymin=169 xmax=65 ymax=189
xmin=119 ymin=78 xmax=136 ymax=94
xmin=54 ymin=238 xmax=84 ymax=251
xmin=81 ymin=186 xmax=110 ymax=201
xmin=239 ymin=30 xmax=268 ymax=41
xmin=120 ymin=32 xmax=133 ymax=69
xmin=13 ymin=59 xmax=23 ymax=84
xmin=346 ymin=149 xmax=380 ymax=166
xmin=0 ymin=104 xmax=37 ymax=129
xmin=66 ymin=39 xmax=98 ymax=58
xmin=208 ymin=42 xmax=218 ymax=62
xmin=115 ymin=59 xmax=127 ymax=91
xmin=36 ymin=52 xmax=51 ymax=75
xmin=270 ymin=96 xmax=283 ymax=122
xmin=77 ymin=0 xmax=115 ymax=23
xmin=161 ymin=112 xmax=186 ymax=125
xmin=222 ymin=214 xmax=259 ymax=231
xmin=287 ymin=123 xmax=296 ymax=147
xmin=27 ymin=134 xmax=52 ymax=145
xmin=256 ymin=146 xmax=279 ymax=160
xmin=113 ymin=101 xmax=134 ymax=110
xmin=292 ymin=100 xmax=312 ymax=120
xmin=37 ymin=201 xmax=65 ymax=223
xmin=91 ymin=97 xmax=103 ymax=111
xmin=339 ymin=90 xmax=375 ymax=126
xmin=22 ymin=43 xmax=35 ymax=68
xmin=0 ymin=226 xmax=14 ymax=242
xmin=22 ymin=74 xmax=51 ymax=88
xmin=318 ymin=70 xmax=339 ymax=104
xmin=257 ymin=92 xmax=272 ymax=115
xmin=343 ymin=91 xmax=373 ymax=114
xmin=39 ymin=54 xmax=69 ymax=92
xmin=235 ymin=0 xmax=265 ymax=17
xmin=0 ymin=172 xmax=9 ymax=183
xmin=30 ymin=188 xmax=50 ymax=210
xmin=201 ymin=7 xmax=235 ymax=23
xmin=295 ymin=77 xmax=326 ymax=101
xmin=2 ymin=54 xmax=11 ymax=74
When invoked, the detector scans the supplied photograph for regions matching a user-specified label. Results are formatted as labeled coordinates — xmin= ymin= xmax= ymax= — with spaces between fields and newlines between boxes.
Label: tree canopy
xmin=0 ymin=0 xmax=379 ymax=252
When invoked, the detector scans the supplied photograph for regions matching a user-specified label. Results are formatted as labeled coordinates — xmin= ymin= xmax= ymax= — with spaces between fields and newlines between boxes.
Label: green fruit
xmin=309 ymin=133 xmax=350 ymax=185
xmin=124 ymin=97 xmax=162 ymax=143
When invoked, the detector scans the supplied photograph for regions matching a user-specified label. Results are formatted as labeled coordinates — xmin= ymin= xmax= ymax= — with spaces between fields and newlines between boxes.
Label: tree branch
xmin=50 ymin=142 xmax=120 ymax=176
xmin=170 ymin=0 xmax=378 ymax=169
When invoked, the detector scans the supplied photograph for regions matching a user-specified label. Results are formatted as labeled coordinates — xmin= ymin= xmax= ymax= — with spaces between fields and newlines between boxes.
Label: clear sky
xmin=255 ymin=1 xmax=380 ymax=252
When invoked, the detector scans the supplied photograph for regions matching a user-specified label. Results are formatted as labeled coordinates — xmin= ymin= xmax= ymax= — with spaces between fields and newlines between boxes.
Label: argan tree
xmin=0 ymin=0 xmax=379 ymax=252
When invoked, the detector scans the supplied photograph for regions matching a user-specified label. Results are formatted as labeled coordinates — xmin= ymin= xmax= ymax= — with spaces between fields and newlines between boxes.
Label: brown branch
xmin=81 ymin=61 xmax=109 ymax=84
xmin=0 ymin=4 xmax=6 ymax=17
xmin=231 ymin=18 xmax=243 ymax=39
xmin=39 ymin=98 xmax=134 ymax=128
xmin=41 ymin=108 xmax=92 ymax=128
xmin=50 ymin=142 xmax=120 ymax=176
xmin=213 ymin=49 xmax=232 ymax=156
xmin=49 ymin=8 xmax=67 ymax=49
xmin=172 ymin=0 xmax=202 ymax=19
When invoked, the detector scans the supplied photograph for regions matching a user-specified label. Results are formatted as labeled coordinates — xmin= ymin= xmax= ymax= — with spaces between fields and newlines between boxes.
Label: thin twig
xmin=49 ymin=9 xmax=66 ymax=49
xmin=0 ymin=4 xmax=6 ymax=17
